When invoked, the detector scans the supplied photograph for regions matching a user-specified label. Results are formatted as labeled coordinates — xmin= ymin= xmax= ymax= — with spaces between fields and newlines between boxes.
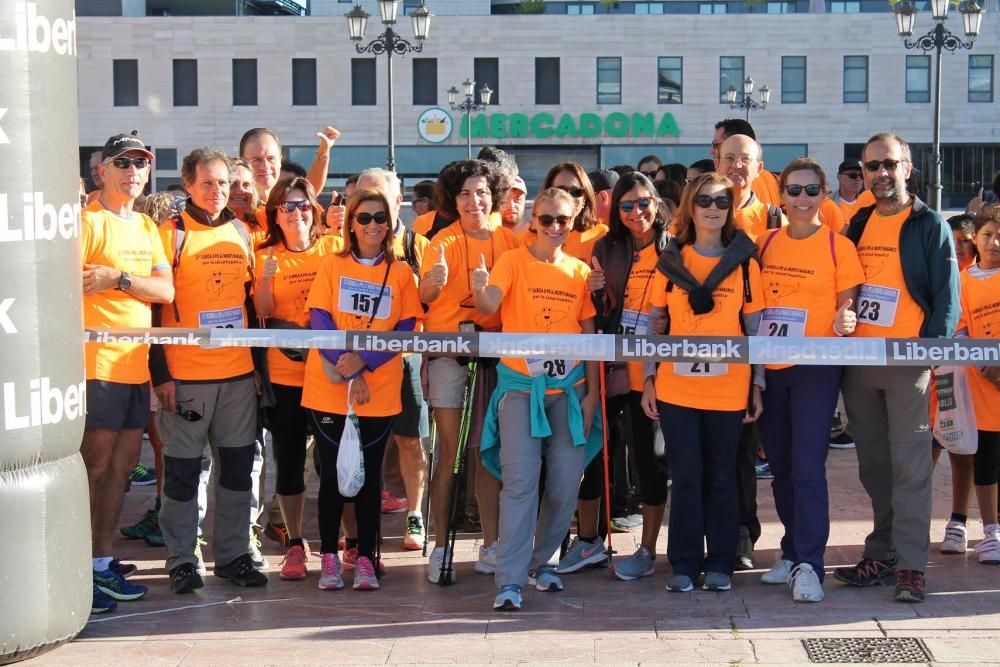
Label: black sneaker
xmin=894 ymin=569 xmax=926 ymax=603
xmin=169 ymin=563 xmax=204 ymax=594
xmin=830 ymin=431 xmax=856 ymax=449
xmin=734 ymin=526 xmax=754 ymax=571
xmin=215 ymin=554 xmax=268 ymax=587
xmin=833 ymin=558 xmax=896 ymax=587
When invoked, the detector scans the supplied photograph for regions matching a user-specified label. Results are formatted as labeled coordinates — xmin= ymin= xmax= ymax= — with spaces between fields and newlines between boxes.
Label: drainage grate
xmin=802 ymin=637 xmax=931 ymax=663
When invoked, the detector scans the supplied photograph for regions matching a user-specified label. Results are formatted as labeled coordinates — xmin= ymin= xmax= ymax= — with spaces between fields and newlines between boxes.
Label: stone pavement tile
xmin=596 ymin=638 xmax=756 ymax=664
xmin=732 ymin=608 xmax=885 ymax=638
xmin=179 ymin=638 xmax=388 ymax=666
xmin=748 ymin=638 xmax=811 ymax=664
xmin=312 ymin=619 xmax=489 ymax=642
xmin=921 ymin=637 xmax=1000 ymax=663
xmin=26 ymin=640 xmax=195 ymax=666
xmin=652 ymin=613 xmax=737 ymax=640
xmin=386 ymin=638 xmax=596 ymax=664
xmin=879 ymin=612 xmax=1000 ymax=638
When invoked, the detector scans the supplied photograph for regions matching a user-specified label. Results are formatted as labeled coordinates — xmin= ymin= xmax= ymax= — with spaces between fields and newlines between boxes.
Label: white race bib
xmin=857 ymin=283 xmax=899 ymax=328
xmin=526 ymin=358 xmax=577 ymax=379
xmin=673 ymin=361 xmax=728 ymax=377
xmin=338 ymin=277 xmax=392 ymax=321
xmin=198 ymin=306 xmax=244 ymax=329
xmin=619 ymin=309 xmax=650 ymax=335
xmin=760 ymin=307 xmax=807 ymax=338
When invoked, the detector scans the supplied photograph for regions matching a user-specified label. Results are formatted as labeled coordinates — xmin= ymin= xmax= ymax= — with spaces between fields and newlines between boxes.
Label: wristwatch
xmin=117 ymin=271 xmax=132 ymax=291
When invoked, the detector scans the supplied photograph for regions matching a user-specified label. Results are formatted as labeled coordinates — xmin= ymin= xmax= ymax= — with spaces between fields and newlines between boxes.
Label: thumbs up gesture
xmin=471 ymin=253 xmax=490 ymax=293
xmin=262 ymin=246 xmax=279 ymax=279
xmin=427 ymin=245 xmax=449 ymax=289
xmin=586 ymin=256 xmax=606 ymax=293
xmin=833 ymin=297 xmax=856 ymax=336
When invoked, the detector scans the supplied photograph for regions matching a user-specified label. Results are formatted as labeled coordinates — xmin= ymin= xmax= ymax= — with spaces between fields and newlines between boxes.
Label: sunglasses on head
xmin=864 ymin=159 xmax=904 ymax=172
xmin=355 ymin=211 xmax=389 ymax=225
xmin=619 ymin=198 xmax=652 ymax=213
xmin=175 ymin=400 xmax=203 ymax=422
xmin=784 ymin=184 xmax=823 ymax=197
xmin=693 ymin=194 xmax=732 ymax=210
xmin=536 ymin=214 xmax=572 ymax=227
xmin=278 ymin=200 xmax=311 ymax=213
xmin=555 ymin=185 xmax=586 ymax=199
xmin=108 ymin=157 xmax=150 ymax=170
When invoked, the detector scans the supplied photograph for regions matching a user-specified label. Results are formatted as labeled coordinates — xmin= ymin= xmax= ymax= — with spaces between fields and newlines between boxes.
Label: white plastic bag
xmin=932 ymin=366 xmax=978 ymax=455
xmin=337 ymin=384 xmax=366 ymax=497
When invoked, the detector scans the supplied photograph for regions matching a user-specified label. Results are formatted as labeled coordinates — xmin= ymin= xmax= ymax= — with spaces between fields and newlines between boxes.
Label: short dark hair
xmin=610 ymin=164 xmax=635 ymax=177
xmin=973 ymin=205 xmax=1000 ymax=233
xmin=433 ymin=160 xmax=510 ymax=222
xmin=412 ymin=180 xmax=436 ymax=208
xmin=345 ymin=174 xmax=360 ymax=187
xmin=948 ymin=213 xmax=975 ymax=235
xmin=181 ymin=146 xmax=232 ymax=185
xmin=655 ymin=179 xmax=682 ymax=207
xmin=637 ymin=154 xmax=662 ymax=170
xmin=715 ymin=118 xmax=756 ymax=141
xmin=655 ymin=163 xmax=687 ymax=184
xmin=238 ymin=128 xmax=281 ymax=156
xmin=587 ymin=169 xmax=619 ymax=193
xmin=688 ymin=159 xmax=715 ymax=175
xmin=281 ymin=160 xmax=307 ymax=178
xmin=165 ymin=183 xmax=187 ymax=193
xmin=476 ymin=146 xmax=519 ymax=178
xmin=862 ymin=132 xmax=912 ymax=164
xmin=607 ymin=171 xmax=667 ymax=244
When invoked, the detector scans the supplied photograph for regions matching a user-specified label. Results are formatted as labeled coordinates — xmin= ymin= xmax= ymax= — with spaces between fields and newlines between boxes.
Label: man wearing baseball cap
xmin=501 ymin=176 xmax=529 ymax=236
xmin=82 ymin=131 xmax=174 ymax=613
xmin=831 ymin=160 xmax=874 ymax=223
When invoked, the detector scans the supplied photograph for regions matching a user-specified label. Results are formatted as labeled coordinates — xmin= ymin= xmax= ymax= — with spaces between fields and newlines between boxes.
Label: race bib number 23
xmin=857 ymin=284 xmax=899 ymax=328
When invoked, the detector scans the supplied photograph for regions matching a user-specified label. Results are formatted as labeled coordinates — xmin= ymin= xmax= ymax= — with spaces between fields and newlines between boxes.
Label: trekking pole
xmin=439 ymin=359 xmax=479 ymax=586
xmin=422 ymin=416 xmax=436 ymax=558
xmin=598 ymin=360 xmax=615 ymax=577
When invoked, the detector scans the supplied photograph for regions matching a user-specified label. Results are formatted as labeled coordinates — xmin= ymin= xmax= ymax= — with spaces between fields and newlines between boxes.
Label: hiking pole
xmin=598 ymin=360 xmax=615 ymax=577
xmin=422 ymin=415 xmax=436 ymax=558
xmin=439 ymin=359 xmax=479 ymax=586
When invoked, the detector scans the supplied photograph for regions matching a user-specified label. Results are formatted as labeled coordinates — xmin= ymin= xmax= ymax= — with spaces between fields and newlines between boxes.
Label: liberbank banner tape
xmin=84 ymin=328 xmax=1000 ymax=368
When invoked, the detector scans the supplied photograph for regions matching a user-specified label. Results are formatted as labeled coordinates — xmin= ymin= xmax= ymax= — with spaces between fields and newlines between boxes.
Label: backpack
xmin=401 ymin=228 xmax=420 ymax=275
xmin=766 ymin=204 xmax=783 ymax=231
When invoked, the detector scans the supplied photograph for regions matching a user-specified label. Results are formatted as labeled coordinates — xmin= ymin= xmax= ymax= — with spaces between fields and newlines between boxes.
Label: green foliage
xmin=513 ymin=0 xmax=545 ymax=14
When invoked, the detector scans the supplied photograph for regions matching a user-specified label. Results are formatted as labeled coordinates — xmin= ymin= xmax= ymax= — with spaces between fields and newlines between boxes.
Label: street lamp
xmin=448 ymin=78 xmax=492 ymax=160
xmin=892 ymin=0 xmax=983 ymax=211
xmin=726 ymin=76 xmax=770 ymax=121
xmin=346 ymin=0 xmax=433 ymax=172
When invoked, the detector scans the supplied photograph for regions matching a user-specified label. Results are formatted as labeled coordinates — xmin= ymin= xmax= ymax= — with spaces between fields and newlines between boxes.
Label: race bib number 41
xmin=339 ymin=277 xmax=392 ymax=320
xmin=857 ymin=284 xmax=899 ymax=328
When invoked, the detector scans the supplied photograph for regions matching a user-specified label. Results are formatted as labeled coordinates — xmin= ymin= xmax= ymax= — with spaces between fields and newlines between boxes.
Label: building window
xmin=657 ymin=57 xmax=682 ymax=104
xmin=781 ymin=56 xmax=806 ymax=104
xmin=535 ymin=57 xmax=560 ymax=105
xmin=172 ymin=59 xmax=198 ymax=107
xmin=567 ymin=3 xmax=595 ymax=14
xmin=412 ymin=58 xmax=437 ymax=105
xmin=767 ymin=1 xmax=794 ymax=13
xmin=719 ymin=56 xmax=744 ymax=103
xmin=155 ymin=148 xmax=177 ymax=171
xmin=843 ymin=55 xmax=868 ymax=103
xmin=232 ymin=59 xmax=258 ymax=106
xmin=969 ymin=55 xmax=994 ymax=103
xmin=906 ymin=55 xmax=930 ymax=103
xmin=292 ymin=59 xmax=317 ymax=106
xmin=699 ymin=3 xmax=727 ymax=13
xmin=113 ymin=59 xmax=139 ymax=107
xmin=474 ymin=58 xmax=500 ymax=105
xmin=635 ymin=2 xmax=665 ymax=13
xmin=402 ymin=0 xmax=422 ymax=14
xmin=597 ymin=57 xmax=621 ymax=104
xmin=830 ymin=1 xmax=861 ymax=12
xmin=352 ymin=58 xmax=376 ymax=105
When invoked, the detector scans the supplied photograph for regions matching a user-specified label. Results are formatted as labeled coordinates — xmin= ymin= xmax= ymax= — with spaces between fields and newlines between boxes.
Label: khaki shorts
xmin=426 ymin=357 xmax=471 ymax=409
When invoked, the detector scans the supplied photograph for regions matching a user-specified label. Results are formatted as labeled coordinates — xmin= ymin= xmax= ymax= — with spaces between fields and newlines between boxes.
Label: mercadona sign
xmin=453 ymin=111 xmax=681 ymax=140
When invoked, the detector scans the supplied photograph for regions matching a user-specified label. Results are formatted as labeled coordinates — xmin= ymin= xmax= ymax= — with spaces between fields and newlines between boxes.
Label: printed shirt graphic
xmin=758 ymin=227 xmax=866 ymax=369
xmin=301 ymin=254 xmax=422 ymax=417
xmin=255 ymin=236 xmax=340 ymax=387
xmin=81 ymin=200 xmax=169 ymax=383
xmin=619 ymin=242 xmax=660 ymax=391
xmin=422 ymin=223 xmax=521 ymax=333
xmin=853 ymin=206 xmax=925 ymax=338
xmin=159 ymin=210 xmax=254 ymax=381
xmin=563 ymin=223 xmax=609 ymax=262
xmin=957 ymin=267 xmax=1000 ymax=431
xmin=650 ymin=246 xmax=764 ymax=411
xmin=488 ymin=247 xmax=595 ymax=386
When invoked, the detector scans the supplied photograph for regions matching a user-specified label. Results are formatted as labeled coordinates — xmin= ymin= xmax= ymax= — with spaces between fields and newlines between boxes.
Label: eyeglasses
xmin=355 ymin=211 xmax=389 ymax=225
xmin=278 ymin=200 xmax=311 ymax=213
xmin=555 ymin=185 xmax=586 ymax=199
xmin=639 ymin=171 xmax=658 ymax=179
xmin=536 ymin=214 xmax=572 ymax=227
xmin=108 ymin=157 xmax=150 ymax=170
xmin=784 ymin=184 xmax=823 ymax=198
xmin=619 ymin=198 xmax=652 ymax=213
xmin=412 ymin=196 xmax=429 ymax=205
xmin=175 ymin=400 xmax=203 ymax=422
xmin=864 ymin=159 xmax=905 ymax=172
xmin=841 ymin=172 xmax=863 ymax=180
xmin=693 ymin=194 xmax=732 ymax=210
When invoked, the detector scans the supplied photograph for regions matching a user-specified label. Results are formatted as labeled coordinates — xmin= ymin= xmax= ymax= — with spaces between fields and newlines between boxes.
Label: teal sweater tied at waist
xmin=480 ymin=362 xmax=603 ymax=481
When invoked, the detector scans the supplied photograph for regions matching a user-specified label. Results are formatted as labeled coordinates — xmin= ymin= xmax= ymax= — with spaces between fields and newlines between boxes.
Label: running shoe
xmin=92 ymin=584 xmax=118 ymax=614
xmin=761 ymin=558 xmax=794 ymax=585
xmin=318 ymin=553 xmax=344 ymax=590
xmin=380 ymin=491 xmax=408 ymax=514
xmin=830 ymin=411 xmax=847 ymax=438
xmin=975 ymin=524 xmax=1000 ymax=565
xmin=342 ymin=546 xmax=358 ymax=570
xmin=665 ymin=574 xmax=694 ymax=592
xmin=128 ymin=462 xmax=156 ymax=486
xmin=833 ymin=557 xmax=897 ymax=587
xmin=194 ymin=537 xmax=207 ymax=575
xmin=556 ymin=537 xmax=608 ymax=574
xmin=353 ymin=556 xmax=380 ymax=590
xmin=264 ymin=521 xmax=289 ymax=548
xmin=941 ymin=519 xmax=968 ymax=554
xmin=754 ymin=460 xmax=773 ymax=480
xmin=279 ymin=544 xmax=308 ymax=580
xmin=110 ymin=559 xmax=138 ymax=579
xmin=790 ymin=563 xmax=824 ymax=602
xmin=493 ymin=584 xmax=522 ymax=611
xmin=703 ymin=572 xmax=732 ymax=591
xmin=144 ymin=530 xmax=165 ymax=547
xmin=610 ymin=514 xmax=642 ymax=533
xmin=169 ymin=563 xmax=203 ymax=594
xmin=214 ymin=554 xmax=268 ymax=587
xmin=734 ymin=526 xmax=755 ymax=571
xmin=427 ymin=546 xmax=456 ymax=584
xmin=475 ymin=541 xmax=498 ymax=575
xmin=403 ymin=514 xmax=425 ymax=551
xmin=531 ymin=568 xmax=564 ymax=592
xmin=613 ymin=545 xmax=654 ymax=581
xmin=894 ymin=569 xmax=926 ymax=603
xmin=829 ymin=432 xmax=856 ymax=449
xmin=248 ymin=533 xmax=268 ymax=569
xmin=94 ymin=568 xmax=148 ymax=601
xmin=121 ymin=509 xmax=159 ymax=539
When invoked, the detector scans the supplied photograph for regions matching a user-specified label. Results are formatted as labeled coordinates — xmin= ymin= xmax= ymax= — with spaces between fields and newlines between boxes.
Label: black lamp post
xmin=346 ymin=0 xmax=433 ymax=172
xmin=892 ymin=0 xmax=983 ymax=211
xmin=726 ymin=76 xmax=770 ymax=121
xmin=447 ymin=79 xmax=492 ymax=160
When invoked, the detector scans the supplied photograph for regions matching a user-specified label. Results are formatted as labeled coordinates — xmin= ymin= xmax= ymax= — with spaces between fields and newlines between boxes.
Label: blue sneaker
xmin=556 ymin=537 xmax=608 ymax=574
xmin=128 ymin=462 xmax=156 ymax=486
xmin=493 ymin=584 xmax=522 ymax=611
xmin=91 ymin=584 xmax=118 ymax=614
xmin=613 ymin=546 xmax=655 ymax=581
xmin=531 ymin=568 xmax=564 ymax=592
xmin=94 ymin=568 xmax=148 ymax=601
xmin=755 ymin=461 xmax=773 ymax=480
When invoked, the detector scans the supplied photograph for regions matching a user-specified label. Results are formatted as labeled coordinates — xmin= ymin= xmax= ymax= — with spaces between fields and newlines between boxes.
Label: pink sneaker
xmin=380 ymin=491 xmax=408 ymax=514
xmin=343 ymin=546 xmax=386 ymax=575
xmin=353 ymin=556 xmax=380 ymax=590
xmin=317 ymin=553 xmax=343 ymax=590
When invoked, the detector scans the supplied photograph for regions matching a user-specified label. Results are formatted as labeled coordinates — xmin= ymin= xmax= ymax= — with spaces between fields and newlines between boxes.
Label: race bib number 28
xmin=526 ymin=358 xmax=576 ymax=379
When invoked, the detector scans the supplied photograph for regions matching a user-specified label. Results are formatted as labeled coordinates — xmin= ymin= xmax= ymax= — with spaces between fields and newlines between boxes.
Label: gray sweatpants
xmin=842 ymin=365 xmax=932 ymax=572
xmin=494 ymin=386 xmax=586 ymax=589
xmin=157 ymin=377 xmax=258 ymax=572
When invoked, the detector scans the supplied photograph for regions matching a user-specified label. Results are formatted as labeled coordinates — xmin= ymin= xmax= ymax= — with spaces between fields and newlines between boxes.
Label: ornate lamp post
xmin=346 ymin=0 xmax=433 ymax=171
xmin=892 ymin=0 xmax=984 ymax=211
xmin=726 ymin=76 xmax=770 ymax=121
xmin=447 ymin=79 xmax=492 ymax=160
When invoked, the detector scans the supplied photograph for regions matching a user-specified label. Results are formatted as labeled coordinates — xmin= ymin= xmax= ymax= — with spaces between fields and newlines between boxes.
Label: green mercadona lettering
xmin=459 ymin=112 xmax=680 ymax=140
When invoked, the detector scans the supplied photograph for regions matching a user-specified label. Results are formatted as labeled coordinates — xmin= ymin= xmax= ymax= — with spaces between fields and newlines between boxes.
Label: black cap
xmin=587 ymin=169 xmax=619 ymax=193
xmin=101 ymin=130 xmax=154 ymax=162
xmin=838 ymin=160 xmax=862 ymax=174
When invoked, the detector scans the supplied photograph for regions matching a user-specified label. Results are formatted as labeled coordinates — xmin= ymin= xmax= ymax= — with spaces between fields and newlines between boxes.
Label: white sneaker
xmin=426 ymin=546 xmax=457 ymax=584
xmin=789 ymin=563 xmax=824 ymax=603
xmin=474 ymin=541 xmax=498 ymax=574
xmin=975 ymin=524 xmax=1000 ymax=565
xmin=761 ymin=558 xmax=794 ymax=585
xmin=940 ymin=519 xmax=968 ymax=554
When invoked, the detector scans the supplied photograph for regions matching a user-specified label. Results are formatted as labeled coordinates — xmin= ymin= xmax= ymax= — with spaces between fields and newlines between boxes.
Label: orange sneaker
xmin=380 ymin=491 xmax=408 ymax=514
xmin=279 ymin=544 xmax=308 ymax=581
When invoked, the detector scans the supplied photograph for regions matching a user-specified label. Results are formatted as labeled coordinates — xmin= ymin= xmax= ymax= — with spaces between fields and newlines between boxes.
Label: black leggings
xmin=578 ymin=391 xmax=668 ymax=507
xmin=311 ymin=410 xmax=393 ymax=561
xmin=265 ymin=384 xmax=309 ymax=496
xmin=974 ymin=430 xmax=1000 ymax=486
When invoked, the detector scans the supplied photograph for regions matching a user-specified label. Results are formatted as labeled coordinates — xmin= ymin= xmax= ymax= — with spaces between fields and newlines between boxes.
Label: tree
xmin=513 ymin=0 xmax=546 ymax=14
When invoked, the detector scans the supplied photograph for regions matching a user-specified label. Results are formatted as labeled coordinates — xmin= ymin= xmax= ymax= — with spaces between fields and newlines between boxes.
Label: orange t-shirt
xmin=618 ymin=242 xmax=660 ymax=391
xmin=758 ymin=226 xmax=867 ymax=369
xmin=488 ymin=246 xmax=596 ymax=381
xmin=81 ymin=201 xmax=170 ymax=384
xmin=255 ymin=236 xmax=340 ymax=388
xmin=159 ymin=211 xmax=254 ymax=382
xmin=853 ymin=207 xmax=925 ymax=339
xmin=422 ymin=223 xmax=521 ymax=332
xmin=301 ymin=254 xmax=423 ymax=417
xmin=819 ymin=198 xmax=847 ymax=234
xmin=957 ymin=267 xmax=1000 ymax=431
xmin=246 ymin=205 xmax=269 ymax=251
xmin=650 ymin=246 xmax=765 ymax=411
xmin=563 ymin=224 xmax=609 ymax=263
xmin=751 ymin=170 xmax=781 ymax=207
xmin=412 ymin=211 xmax=434 ymax=237
xmin=734 ymin=195 xmax=785 ymax=242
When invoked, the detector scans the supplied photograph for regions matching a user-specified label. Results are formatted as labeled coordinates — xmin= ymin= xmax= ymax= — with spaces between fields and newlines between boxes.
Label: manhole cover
xmin=802 ymin=637 xmax=931 ymax=663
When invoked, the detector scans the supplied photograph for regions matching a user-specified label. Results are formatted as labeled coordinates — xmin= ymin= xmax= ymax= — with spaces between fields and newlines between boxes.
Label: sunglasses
xmin=278 ymin=200 xmax=311 ymax=213
xmin=841 ymin=172 xmax=863 ymax=180
xmin=693 ymin=194 xmax=732 ymax=210
xmin=555 ymin=185 xmax=586 ymax=198
xmin=355 ymin=211 xmax=389 ymax=225
xmin=175 ymin=400 xmax=203 ymax=422
xmin=864 ymin=159 xmax=904 ymax=172
xmin=640 ymin=171 xmax=658 ymax=179
xmin=537 ymin=214 xmax=572 ymax=227
xmin=109 ymin=157 xmax=150 ymax=169
xmin=619 ymin=198 xmax=652 ymax=213
xmin=784 ymin=184 xmax=823 ymax=197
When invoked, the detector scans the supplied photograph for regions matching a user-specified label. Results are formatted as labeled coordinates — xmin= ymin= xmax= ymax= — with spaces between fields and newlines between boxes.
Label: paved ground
xmin=26 ymin=444 xmax=1000 ymax=666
